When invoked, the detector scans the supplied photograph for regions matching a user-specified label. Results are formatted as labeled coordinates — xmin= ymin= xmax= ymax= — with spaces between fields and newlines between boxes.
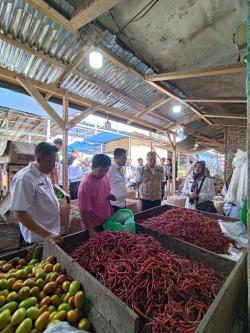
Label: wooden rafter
xmin=70 ymin=0 xmax=124 ymax=31
xmin=56 ymin=29 xmax=101 ymax=84
xmin=183 ymin=98 xmax=246 ymax=104
xmin=203 ymin=115 xmax=247 ymax=120
xmin=0 ymin=67 xmax=174 ymax=133
xmin=194 ymin=133 xmax=223 ymax=146
xmin=75 ymin=70 xmax=145 ymax=110
xmin=16 ymin=76 xmax=65 ymax=129
xmin=98 ymin=47 xmax=211 ymax=124
xmin=164 ymin=115 xmax=197 ymax=130
xmin=146 ymin=63 xmax=246 ymax=81
xmin=68 ymin=106 xmax=98 ymax=129
xmin=135 ymin=98 xmax=169 ymax=118
xmin=25 ymin=0 xmax=80 ymax=37
xmin=146 ymin=81 xmax=212 ymax=125
xmin=0 ymin=33 xmax=65 ymax=69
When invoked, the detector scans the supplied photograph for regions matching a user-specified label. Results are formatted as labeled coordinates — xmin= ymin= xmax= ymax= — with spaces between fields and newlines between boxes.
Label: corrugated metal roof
xmin=0 ymin=40 xmax=63 ymax=83
xmin=77 ymin=56 xmax=162 ymax=107
xmin=141 ymin=114 xmax=167 ymax=127
xmin=51 ymin=0 xmax=75 ymax=16
xmin=61 ymin=72 xmax=141 ymax=115
xmin=0 ymin=1 xmax=204 ymax=133
xmin=0 ymin=0 xmax=82 ymax=64
xmin=0 ymin=140 xmax=35 ymax=156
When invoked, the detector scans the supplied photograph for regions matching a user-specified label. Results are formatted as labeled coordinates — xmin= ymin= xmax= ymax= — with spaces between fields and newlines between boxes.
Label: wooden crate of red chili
xmin=135 ymin=205 xmax=240 ymax=254
xmin=62 ymin=229 xmax=246 ymax=333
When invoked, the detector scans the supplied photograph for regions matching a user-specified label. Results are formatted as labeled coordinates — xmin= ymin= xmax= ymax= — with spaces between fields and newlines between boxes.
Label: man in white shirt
xmin=107 ymin=148 xmax=127 ymax=213
xmin=68 ymin=152 xmax=82 ymax=200
xmin=10 ymin=142 xmax=63 ymax=244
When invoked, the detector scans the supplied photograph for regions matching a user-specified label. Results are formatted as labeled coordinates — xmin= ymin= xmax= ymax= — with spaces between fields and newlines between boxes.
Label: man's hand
xmin=189 ymin=192 xmax=198 ymax=200
xmin=45 ymin=232 xmax=63 ymax=244
xmin=106 ymin=194 xmax=116 ymax=201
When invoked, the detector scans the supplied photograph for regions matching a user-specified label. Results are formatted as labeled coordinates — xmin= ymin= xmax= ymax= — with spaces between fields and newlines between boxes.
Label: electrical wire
xmin=109 ymin=0 xmax=160 ymax=69
xmin=119 ymin=0 xmax=159 ymax=33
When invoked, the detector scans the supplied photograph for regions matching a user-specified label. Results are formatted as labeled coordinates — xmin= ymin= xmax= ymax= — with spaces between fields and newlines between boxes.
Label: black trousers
xmin=141 ymin=199 xmax=161 ymax=211
xmin=69 ymin=181 xmax=80 ymax=200
xmin=112 ymin=205 xmax=125 ymax=213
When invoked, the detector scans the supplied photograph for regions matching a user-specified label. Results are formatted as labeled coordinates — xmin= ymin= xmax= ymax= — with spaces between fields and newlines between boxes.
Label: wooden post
xmin=172 ymin=133 xmax=177 ymax=194
xmin=247 ymin=5 xmax=250 ymax=324
xmin=224 ymin=126 xmax=228 ymax=182
xmin=62 ymin=91 xmax=69 ymax=192
xmin=46 ymin=119 xmax=51 ymax=142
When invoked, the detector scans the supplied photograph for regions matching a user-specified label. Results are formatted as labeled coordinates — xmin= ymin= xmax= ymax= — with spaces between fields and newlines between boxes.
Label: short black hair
xmin=114 ymin=148 xmax=126 ymax=158
xmin=92 ymin=154 xmax=111 ymax=169
xmin=138 ymin=157 xmax=143 ymax=161
xmin=53 ymin=138 xmax=63 ymax=146
xmin=35 ymin=142 xmax=58 ymax=157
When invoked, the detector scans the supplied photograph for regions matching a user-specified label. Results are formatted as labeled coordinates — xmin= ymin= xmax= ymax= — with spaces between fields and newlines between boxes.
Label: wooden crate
xmin=56 ymin=228 xmax=246 ymax=333
xmin=0 ymin=240 xmax=139 ymax=333
xmin=0 ymin=230 xmax=247 ymax=333
xmin=134 ymin=203 xmax=239 ymax=223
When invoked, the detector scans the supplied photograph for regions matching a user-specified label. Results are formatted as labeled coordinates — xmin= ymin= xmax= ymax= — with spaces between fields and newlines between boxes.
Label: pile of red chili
xmin=70 ymin=231 xmax=223 ymax=333
xmin=141 ymin=208 xmax=229 ymax=253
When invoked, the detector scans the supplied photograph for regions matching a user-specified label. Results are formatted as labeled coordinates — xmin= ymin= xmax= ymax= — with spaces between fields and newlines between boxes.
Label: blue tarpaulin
xmin=68 ymin=132 xmax=127 ymax=152
xmin=84 ymin=132 xmax=127 ymax=144
xmin=68 ymin=141 xmax=95 ymax=152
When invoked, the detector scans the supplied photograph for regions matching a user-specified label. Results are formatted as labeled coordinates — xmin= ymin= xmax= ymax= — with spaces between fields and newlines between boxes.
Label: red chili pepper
xmin=141 ymin=207 xmax=231 ymax=253
xmin=69 ymin=231 xmax=223 ymax=333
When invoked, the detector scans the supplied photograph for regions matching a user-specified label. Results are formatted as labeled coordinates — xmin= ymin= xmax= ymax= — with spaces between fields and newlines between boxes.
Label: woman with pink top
xmin=78 ymin=154 xmax=115 ymax=238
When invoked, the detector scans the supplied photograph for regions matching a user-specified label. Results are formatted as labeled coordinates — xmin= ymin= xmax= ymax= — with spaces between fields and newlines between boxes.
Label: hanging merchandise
xmin=226 ymin=149 xmax=247 ymax=208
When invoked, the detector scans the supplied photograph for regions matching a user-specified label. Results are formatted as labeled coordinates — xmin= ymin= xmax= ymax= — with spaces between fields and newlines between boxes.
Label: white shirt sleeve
xmin=10 ymin=176 xmax=34 ymax=211
xmin=198 ymin=178 xmax=215 ymax=202
xmin=182 ymin=177 xmax=191 ymax=196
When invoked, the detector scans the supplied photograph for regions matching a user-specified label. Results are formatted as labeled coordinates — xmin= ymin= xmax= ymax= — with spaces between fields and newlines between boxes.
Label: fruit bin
xmin=56 ymin=227 xmax=246 ymax=333
xmin=0 ymin=240 xmax=139 ymax=333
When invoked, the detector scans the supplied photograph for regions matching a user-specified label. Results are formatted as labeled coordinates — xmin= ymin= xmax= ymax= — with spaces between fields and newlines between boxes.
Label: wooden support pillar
xmin=224 ymin=126 xmax=228 ymax=182
xmin=172 ymin=133 xmax=177 ymax=194
xmin=46 ymin=119 xmax=51 ymax=142
xmin=62 ymin=91 xmax=69 ymax=192
xmin=247 ymin=8 xmax=250 ymax=324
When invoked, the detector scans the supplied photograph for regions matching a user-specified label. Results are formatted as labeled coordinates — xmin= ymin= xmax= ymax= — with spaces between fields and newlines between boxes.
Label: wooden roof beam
xmin=135 ymin=98 xmax=170 ymax=118
xmin=57 ymin=29 xmax=101 ymax=84
xmin=98 ymin=46 xmax=211 ymax=124
xmin=16 ymin=76 xmax=65 ymax=129
xmin=203 ymin=115 xmax=247 ymax=120
xmin=68 ymin=106 xmax=98 ymax=129
xmin=183 ymin=98 xmax=246 ymax=103
xmin=0 ymin=67 xmax=173 ymax=133
xmin=146 ymin=81 xmax=212 ymax=125
xmin=25 ymin=0 xmax=80 ymax=37
xmin=146 ymin=63 xmax=246 ymax=81
xmin=70 ymin=0 xmax=124 ymax=31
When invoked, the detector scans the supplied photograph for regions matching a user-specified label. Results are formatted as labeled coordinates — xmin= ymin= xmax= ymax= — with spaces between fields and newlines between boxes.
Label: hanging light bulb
xmin=173 ymin=105 xmax=181 ymax=113
xmin=89 ymin=51 xmax=103 ymax=69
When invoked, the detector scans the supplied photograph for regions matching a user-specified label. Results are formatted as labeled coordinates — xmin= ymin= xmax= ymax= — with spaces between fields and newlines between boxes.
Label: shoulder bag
xmin=196 ymin=177 xmax=217 ymax=213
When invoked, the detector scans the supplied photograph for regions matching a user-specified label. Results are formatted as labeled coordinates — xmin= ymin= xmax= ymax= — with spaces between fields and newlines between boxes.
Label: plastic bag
xmin=103 ymin=209 xmax=136 ymax=233
xmin=44 ymin=322 xmax=89 ymax=333
xmin=226 ymin=149 xmax=247 ymax=208
xmin=218 ymin=220 xmax=248 ymax=248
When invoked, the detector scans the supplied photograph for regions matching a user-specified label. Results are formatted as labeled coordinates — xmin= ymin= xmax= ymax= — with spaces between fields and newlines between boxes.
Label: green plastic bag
xmin=241 ymin=197 xmax=248 ymax=225
xmin=103 ymin=209 xmax=136 ymax=233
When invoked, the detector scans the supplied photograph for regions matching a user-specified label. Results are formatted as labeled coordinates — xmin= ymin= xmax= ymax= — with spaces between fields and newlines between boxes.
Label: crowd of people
xmin=9 ymin=139 xmax=223 ymax=244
